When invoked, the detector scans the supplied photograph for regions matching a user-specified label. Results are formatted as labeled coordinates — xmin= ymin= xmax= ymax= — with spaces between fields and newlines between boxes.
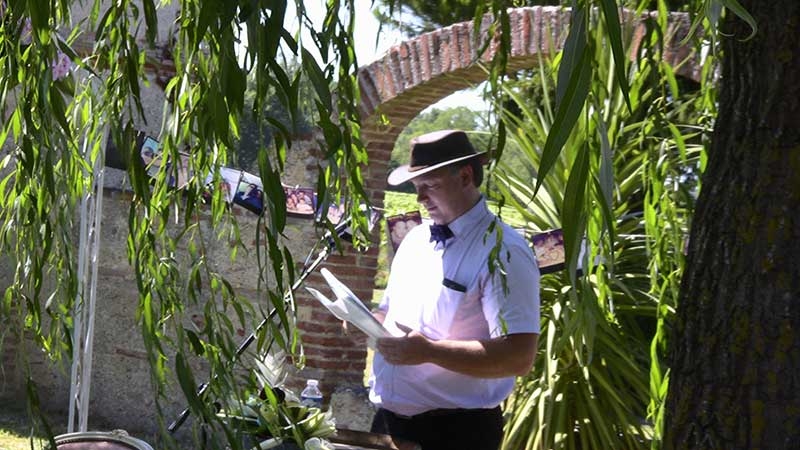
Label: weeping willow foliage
xmin=0 ymin=0 xmax=372 ymax=447
xmin=491 ymin=2 xmax=718 ymax=449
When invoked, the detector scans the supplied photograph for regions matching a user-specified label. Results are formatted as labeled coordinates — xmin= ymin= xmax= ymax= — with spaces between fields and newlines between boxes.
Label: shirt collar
xmin=447 ymin=196 xmax=490 ymax=239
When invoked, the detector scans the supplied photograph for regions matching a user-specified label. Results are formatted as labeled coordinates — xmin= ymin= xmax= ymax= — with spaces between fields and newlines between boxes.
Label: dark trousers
xmin=370 ymin=406 xmax=504 ymax=450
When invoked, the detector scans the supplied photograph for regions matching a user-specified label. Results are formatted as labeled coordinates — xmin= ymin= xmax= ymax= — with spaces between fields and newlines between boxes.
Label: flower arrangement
xmin=216 ymin=352 xmax=337 ymax=450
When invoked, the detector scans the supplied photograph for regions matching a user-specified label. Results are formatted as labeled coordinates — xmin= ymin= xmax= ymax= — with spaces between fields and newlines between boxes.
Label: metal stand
xmin=167 ymin=234 xmax=337 ymax=433
xmin=68 ymin=125 xmax=108 ymax=433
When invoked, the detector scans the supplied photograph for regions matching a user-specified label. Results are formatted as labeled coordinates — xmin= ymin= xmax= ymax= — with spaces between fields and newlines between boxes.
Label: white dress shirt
xmin=369 ymin=198 xmax=540 ymax=416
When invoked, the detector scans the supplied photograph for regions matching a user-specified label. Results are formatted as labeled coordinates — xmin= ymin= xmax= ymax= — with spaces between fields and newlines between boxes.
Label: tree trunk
xmin=664 ymin=1 xmax=800 ymax=449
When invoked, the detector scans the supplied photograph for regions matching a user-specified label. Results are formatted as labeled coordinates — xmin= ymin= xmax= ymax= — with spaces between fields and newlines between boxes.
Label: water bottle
xmin=300 ymin=379 xmax=323 ymax=408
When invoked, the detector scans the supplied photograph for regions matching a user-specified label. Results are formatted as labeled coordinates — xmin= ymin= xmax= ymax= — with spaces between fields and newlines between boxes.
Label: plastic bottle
xmin=300 ymin=379 xmax=323 ymax=408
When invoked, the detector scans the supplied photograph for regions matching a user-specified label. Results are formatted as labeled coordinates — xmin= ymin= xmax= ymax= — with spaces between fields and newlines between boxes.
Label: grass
xmin=0 ymin=405 xmax=51 ymax=450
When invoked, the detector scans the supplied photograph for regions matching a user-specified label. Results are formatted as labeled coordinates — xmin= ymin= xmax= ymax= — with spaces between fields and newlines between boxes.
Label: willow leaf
xmin=557 ymin=3 xmax=587 ymax=108
xmin=597 ymin=0 xmax=631 ymax=111
xmin=536 ymin=43 xmax=593 ymax=197
xmin=562 ymin=144 xmax=590 ymax=286
xmin=719 ymin=0 xmax=758 ymax=40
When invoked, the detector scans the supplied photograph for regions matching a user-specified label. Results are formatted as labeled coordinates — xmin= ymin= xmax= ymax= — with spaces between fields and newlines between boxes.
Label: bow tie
xmin=429 ymin=224 xmax=454 ymax=245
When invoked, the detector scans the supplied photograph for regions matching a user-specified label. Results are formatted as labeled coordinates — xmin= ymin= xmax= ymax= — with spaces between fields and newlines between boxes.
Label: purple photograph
xmin=325 ymin=202 xmax=345 ymax=225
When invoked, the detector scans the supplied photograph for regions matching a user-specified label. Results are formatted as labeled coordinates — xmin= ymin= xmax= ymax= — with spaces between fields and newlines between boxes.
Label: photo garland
xmin=111 ymin=133 xmax=583 ymax=270
xmin=106 ymin=132 xmax=343 ymax=224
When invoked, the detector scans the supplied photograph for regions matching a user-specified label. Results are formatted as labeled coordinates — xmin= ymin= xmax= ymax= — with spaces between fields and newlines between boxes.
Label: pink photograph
xmin=387 ymin=211 xmax=422 ymax=252
xmin=284 ymin=186 xmax=316 ymax=218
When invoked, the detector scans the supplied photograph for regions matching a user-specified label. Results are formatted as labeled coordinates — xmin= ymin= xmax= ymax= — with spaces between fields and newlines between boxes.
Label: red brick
xmin=298 ymin=321 xmax=343 ymax=334
xmin=303 ymin=345 xmax=367 ymax=361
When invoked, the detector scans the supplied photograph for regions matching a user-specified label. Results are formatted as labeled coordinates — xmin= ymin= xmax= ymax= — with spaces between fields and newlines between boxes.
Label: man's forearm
xmin=427 ymin=333 xmax=538 ymax=378
xmin=376 ymin=332 xmax=538 ymax=378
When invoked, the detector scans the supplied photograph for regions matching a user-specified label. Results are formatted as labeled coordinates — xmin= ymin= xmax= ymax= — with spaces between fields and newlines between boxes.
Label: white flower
xmin=255 ymin=350 xmax=288 ymax=389
xmin=304 ymin=437 xmax=334 ymax=450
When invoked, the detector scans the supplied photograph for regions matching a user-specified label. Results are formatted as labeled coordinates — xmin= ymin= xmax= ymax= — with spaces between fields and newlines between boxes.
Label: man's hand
xmin=376 ymin=331 xmax=433 ymax=366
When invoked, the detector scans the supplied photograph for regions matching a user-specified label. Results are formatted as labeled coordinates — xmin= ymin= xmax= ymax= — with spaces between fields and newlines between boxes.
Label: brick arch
xmin=357 ymin=6 xmax=696 ymax=178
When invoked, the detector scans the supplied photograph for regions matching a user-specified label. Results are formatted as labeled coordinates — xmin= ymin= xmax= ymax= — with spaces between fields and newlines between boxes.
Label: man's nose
xmin=416 ymin=189 xmax=427 ymax=203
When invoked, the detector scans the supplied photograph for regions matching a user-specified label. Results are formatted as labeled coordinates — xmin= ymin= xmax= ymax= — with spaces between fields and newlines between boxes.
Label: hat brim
xmin=387 ymin=152 xmax=488 ymax=186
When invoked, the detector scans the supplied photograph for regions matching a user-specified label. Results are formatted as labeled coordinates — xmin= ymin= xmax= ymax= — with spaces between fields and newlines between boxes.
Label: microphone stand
xmin=167 ymin=228 xmax=342 ymax=434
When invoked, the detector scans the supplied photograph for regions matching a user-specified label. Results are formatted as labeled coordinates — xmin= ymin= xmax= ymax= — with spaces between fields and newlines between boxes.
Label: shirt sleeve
xmin=481 ymin=241 xmax=541 ymax=337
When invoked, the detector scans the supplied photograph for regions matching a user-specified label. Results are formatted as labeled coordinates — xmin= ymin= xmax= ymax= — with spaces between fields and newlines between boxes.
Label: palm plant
xmin=488 ymin=8 xmax=711 ymax=449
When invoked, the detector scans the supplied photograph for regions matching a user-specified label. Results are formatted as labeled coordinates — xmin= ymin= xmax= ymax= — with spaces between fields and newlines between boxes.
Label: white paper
xmin=305 ymin=269 xmax=398 ymax=347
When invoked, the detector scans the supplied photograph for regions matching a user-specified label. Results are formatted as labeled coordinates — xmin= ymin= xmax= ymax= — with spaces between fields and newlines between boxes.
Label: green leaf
xmin=556 ymin=3 xmax=587 ymax=108
xmin=536 ymin=44 xmax=593 ymax=196
xmin=302 ymin=49 xmax=332 ymax=112
xmin=48 ymin=85 xmax=70 ymax=138
xmin=185 ymin=329 xmax=205 ymax=355
xmin=596 ymin=116 xmax=614 ymax=209
xmin=141 ymin=0 xmax=158 ymax=45
xmin=562 ymin=144 xmax=590 ymax=286
xmin=94 ymin=6 xmax=115 ymax=41
xmin=257 ymin=149 xmax=287 ymax=233
xmin=598 ymin=0 xmax=632 ymax=111
xmin=175 ymin=351 xmax=204 ymax=414
xmin=719 ymin=0 xmax=758 ymax=40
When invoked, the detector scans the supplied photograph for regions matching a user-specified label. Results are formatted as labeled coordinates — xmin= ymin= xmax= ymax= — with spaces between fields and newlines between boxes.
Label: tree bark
xmin=665 ymin=1 xmax=800 ymax=449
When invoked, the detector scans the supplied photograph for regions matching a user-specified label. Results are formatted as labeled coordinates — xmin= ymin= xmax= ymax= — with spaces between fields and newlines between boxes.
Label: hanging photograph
xmin=233 ymin=172 xmax=265 ymax=214
xmin=140 ymin=136 xmax=162 ymax=179
xmin=204 ymin=168 xmax=242 ymax=204
xmin=324 ymin=202 xmax=345 ymax=225
xmin=284 ymin=186 xmax=316 ymax=218
xmin=167 ymin=151 xmax=192 ymax=189
xmin=531 ymin=229 xmax=566 ymax=274
xmin=387 ymin=211 xmax=422 ymax=252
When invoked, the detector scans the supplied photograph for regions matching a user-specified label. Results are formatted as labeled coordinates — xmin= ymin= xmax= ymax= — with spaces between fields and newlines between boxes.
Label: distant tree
xmin=238 ymin=64 xmax=318 ymax=172
xmin=392 ymin=107 xmax=482 ymax=165
xmin=373 ymin=0 xmax=562 ymax=36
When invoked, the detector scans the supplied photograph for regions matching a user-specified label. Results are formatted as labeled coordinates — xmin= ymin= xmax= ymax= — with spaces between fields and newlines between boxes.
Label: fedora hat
xmin=387 ymin=130 xmax=488 ymax=186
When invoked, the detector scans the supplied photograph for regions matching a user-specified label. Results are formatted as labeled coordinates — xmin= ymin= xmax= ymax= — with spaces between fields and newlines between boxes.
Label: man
xmin=369 ymin=130 xmax=541 ymax=450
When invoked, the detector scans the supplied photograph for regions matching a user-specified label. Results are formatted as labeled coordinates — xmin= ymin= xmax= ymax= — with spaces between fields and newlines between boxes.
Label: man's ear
xmin=459 ymin=165 xmax=474 ymax=188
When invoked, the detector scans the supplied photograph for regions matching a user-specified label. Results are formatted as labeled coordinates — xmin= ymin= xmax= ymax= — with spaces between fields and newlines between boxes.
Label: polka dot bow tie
xmin=429 ymin=224 xmax=454 ymax=245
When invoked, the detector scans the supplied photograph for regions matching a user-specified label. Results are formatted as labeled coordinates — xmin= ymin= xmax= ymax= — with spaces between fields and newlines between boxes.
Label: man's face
xmin=411 ymin=166 xmax=471 ymax=225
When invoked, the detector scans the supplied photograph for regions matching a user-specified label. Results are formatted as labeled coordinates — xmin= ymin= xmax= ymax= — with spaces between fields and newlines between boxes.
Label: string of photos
xmin=385 ymin=212 xmax=570 ymax=275
xmin=106 ymin=132 xmax=343 ymax=222
xmin=108 ymin=132 xmax=572 ymax=275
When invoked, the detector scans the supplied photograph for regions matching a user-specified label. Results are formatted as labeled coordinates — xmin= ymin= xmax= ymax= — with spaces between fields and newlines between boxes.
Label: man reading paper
xmin=369 ymin=130 xmax=541 ymax=450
